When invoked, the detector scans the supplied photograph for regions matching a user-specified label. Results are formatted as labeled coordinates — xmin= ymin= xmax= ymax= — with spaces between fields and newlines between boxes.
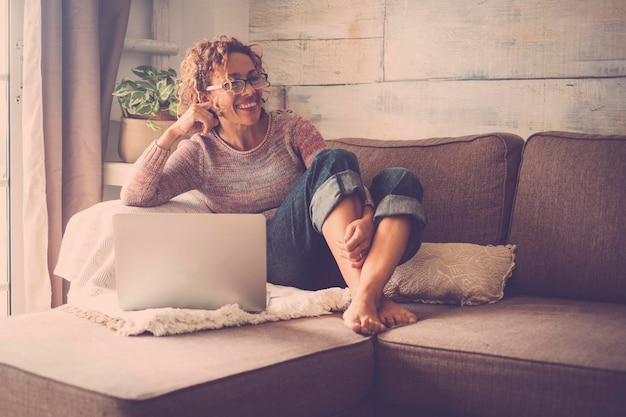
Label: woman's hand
xmin=156 ymin=102 xmax=219 ymax=150
xmin=338 ymin=215 xmax=375 ymax=268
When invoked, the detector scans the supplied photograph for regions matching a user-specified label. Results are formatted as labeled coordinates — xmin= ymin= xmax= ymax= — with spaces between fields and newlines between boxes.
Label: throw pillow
xmin=383 ymin=242 xmax=516 ymax=306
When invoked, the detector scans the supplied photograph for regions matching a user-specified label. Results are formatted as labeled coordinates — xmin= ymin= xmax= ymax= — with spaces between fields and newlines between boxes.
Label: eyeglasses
xmin=205 ymin=73 xmax=269 ymax=94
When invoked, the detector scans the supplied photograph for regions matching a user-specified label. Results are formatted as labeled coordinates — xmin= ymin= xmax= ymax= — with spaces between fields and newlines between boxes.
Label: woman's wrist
xmin=362 ymin=204 xmax=375 ymax=221
xmin=156 ymin=125 xmax=183 ymax=150
xmin=362 ymin=187 xmax=375 ymax=219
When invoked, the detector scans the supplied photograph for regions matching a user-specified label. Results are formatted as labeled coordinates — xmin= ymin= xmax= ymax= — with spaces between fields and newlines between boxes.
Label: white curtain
xmin=21 ymin=0 xmax=130 ymax=311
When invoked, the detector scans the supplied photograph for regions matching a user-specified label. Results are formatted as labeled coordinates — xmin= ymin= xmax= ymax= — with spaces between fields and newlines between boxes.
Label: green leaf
xmin=135 ymin=79 xmax=156 ymax=91
xmin=168 ymin=101 xmax=178 ymax=117
xmin=132 ymin=65 xmax=158 ymax=79
xmin=158 ymin=83 xmax=175 ymax=102
xmin=146 ymin=119 xmax=160 ymax=131
xmin=161 ymin=68 xmax=177 ymax=78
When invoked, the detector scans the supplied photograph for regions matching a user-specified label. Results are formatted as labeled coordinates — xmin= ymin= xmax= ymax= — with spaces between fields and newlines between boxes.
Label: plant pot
xmin=118 ymin=117 xmax=182 ymax=163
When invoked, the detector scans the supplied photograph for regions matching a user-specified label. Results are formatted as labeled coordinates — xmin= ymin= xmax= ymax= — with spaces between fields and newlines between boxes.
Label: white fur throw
xmin=61 ymin=284 xmax=351 ymax=336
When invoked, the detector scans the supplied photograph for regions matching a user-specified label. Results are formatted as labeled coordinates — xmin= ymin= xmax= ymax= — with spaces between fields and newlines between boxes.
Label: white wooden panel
xmin=123 ymin=39 xmax=178 ymax=55
xmin=258 ymin=39 xmax=382 ymax=85
xmin=286 ymin=78 xmax=626 ymax=140
xmin=152 ymin=0 xmax=170 ymax=69
xmin=250 ymin=0 xmax=384 ymax=40
xmin=385 ymin=0 xmax=626 ymax=81
xmin=212 ymin=0 xmax=250 ymax=42
xmin=264 ymin=86 xmax=287 ymax=112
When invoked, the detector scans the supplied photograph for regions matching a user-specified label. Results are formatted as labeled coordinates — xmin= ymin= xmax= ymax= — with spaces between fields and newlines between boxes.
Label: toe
xmin=383 ymin=315 xmax=398 ymax=328
xmin=403 ymin=310 xmax=417 ymax=324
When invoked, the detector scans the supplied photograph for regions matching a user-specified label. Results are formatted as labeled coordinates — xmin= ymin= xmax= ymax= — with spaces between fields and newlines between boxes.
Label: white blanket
xmin=62 ymin=284 xmax=351 ymax=336
xmin=56 ymin=192 xmax=212 ymax=297
xmin=55 ymin=193 xmax=351 ymax=336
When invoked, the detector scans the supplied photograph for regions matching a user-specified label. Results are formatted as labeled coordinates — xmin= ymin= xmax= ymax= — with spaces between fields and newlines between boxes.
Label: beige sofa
xmin=1 ymin=131 xmax=624 ymax=417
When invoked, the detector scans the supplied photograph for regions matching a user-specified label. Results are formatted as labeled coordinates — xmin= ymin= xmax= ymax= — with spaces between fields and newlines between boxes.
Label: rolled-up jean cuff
xmin=310 ymin=169 xmax=364 ymax=232
xmin=374 ymin=195 xmax=427 ymax=227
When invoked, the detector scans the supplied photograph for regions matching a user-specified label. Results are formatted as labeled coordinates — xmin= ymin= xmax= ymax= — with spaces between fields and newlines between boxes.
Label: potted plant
xmin=112 ymin=65 xmax=180 ymax=162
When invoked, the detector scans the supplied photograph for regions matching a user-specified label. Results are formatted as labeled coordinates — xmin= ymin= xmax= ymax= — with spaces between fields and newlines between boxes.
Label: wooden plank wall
xmin=249 ymin=0 xmax=626 ymax=140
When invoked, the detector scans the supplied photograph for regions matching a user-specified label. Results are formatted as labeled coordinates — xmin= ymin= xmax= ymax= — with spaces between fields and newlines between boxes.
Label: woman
xmin=121 ymin=35 xmax=427 ymax=335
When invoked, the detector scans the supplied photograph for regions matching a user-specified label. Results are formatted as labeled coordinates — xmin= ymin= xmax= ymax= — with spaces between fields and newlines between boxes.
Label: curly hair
xmin=177 ymin=35 xmax=266 ymax=116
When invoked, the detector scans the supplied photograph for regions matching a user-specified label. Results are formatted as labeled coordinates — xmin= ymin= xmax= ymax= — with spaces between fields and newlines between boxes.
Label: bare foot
xmin=343 ymin=296 xmax=386 ymax=336
xmin=379 ymin=297 xmax=417 ymax=328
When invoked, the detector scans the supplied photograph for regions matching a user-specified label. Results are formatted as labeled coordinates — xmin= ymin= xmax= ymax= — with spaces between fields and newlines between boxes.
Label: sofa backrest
xmin=328 ymin=133 xmax=524 ymax=245
xmin=507 ymin=132 xmax=626 ymax=303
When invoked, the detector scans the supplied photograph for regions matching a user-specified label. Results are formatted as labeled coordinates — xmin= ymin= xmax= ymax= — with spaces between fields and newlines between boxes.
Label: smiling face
xmin=208 ymin=52 xmax=265 ymax=127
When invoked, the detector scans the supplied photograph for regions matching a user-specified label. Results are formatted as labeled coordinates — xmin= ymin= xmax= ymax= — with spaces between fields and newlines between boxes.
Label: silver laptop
xmin=112 ymin=213 xmax=267 ymax=312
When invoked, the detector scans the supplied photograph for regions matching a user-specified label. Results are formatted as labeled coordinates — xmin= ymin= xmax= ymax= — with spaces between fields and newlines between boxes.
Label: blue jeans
xmin=267 ymin=148 xmax=426 ymax=290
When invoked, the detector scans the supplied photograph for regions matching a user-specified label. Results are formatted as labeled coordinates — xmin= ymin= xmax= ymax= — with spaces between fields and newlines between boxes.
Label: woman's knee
xmin=308 ymin=149 xmax=366 ymax=232
xmin=371 ymin=167 xmax=423 ymax=201
xmin=313 ymin=148 xmax=360 ymax=174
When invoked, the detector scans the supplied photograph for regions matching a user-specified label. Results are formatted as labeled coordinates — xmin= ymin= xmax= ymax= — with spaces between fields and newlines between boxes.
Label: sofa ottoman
xmin=0 ymin=309 xmax=374 ymax=417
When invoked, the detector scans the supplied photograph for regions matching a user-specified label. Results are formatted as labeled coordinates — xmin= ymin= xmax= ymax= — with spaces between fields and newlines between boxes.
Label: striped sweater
xmin=121 ymin=110 xmax=326 ymax=219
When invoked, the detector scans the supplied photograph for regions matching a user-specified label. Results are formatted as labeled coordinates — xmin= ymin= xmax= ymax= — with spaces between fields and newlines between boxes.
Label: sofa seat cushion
xmin=0 ymin=310 xmax=373 ymax=417
xmin=375 ymin=295 xmax=626 ymax=417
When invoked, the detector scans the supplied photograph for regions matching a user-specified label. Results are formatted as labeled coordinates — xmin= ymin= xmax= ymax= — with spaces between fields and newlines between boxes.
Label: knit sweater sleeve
xmin=120 ymin=138 xmax=204 ymax=207
xmin=288 ymin=113 xmax=327 ymax=167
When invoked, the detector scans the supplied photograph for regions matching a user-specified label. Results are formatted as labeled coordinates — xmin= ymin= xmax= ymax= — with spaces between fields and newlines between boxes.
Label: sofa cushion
xmin=383 ymin=242 xmax=516 ymax=306
xmin=328 ymin=133 xmax=524 ymax=245
xmin=375 ymin=296 xmax=626 ymax=417
xmin=508 ymin=131 xmax=626 ymax=303
xmin=0 ymin=310 xmax=373 ymax=417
